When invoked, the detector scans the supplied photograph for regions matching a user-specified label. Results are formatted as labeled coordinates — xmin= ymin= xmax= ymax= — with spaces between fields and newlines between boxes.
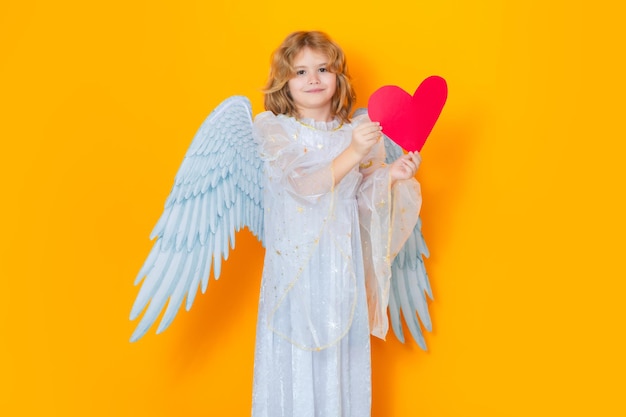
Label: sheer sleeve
xmin=253 ymin=111 xmax=334 ymax=203
xmin=357 ymin=139 xmax=422 ymax=339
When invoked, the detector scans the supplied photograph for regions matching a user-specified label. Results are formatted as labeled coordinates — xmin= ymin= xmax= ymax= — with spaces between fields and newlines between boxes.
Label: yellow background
xmin=1 ymin=0 xmax=625 ymax=416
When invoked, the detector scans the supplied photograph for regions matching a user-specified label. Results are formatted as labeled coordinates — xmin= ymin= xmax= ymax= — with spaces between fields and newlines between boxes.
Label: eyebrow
xmin=293 ymin=63 xmax=328 ymax=69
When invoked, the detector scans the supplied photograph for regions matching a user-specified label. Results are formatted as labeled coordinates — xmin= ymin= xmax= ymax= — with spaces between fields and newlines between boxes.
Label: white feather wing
xmin=129 ymin=96 xmax=264 ymax=342
xmin=383 ymin=131 xmax=433 ymax=349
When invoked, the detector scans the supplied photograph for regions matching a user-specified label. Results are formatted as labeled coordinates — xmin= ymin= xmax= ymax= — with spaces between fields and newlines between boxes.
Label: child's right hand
xmin=350 ymin=121 xmax=382 ymax=158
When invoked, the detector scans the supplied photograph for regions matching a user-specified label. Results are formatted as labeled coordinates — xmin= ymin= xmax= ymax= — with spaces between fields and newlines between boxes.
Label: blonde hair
xmin=263 ymin=31 xmax=356 ymax=123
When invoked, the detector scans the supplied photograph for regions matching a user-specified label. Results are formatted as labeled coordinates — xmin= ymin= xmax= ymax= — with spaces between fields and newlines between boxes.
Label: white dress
xmin=251 ymin=111 xmax=421 ymax=417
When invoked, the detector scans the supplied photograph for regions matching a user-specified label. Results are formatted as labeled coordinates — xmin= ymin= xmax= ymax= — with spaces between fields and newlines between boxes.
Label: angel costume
xmin=128 ymin=96 xmax=431 ymax=417
xmin=251 ymin=111 xmax=421 ymax=417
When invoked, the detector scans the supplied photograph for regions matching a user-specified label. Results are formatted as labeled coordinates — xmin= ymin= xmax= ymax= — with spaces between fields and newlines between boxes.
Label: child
xmin=251 ymin=31 xmax=422 ymax=417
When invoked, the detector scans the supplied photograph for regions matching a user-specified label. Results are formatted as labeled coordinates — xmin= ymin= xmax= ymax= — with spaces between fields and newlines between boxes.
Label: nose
xmin=308 ymin=72 xmax=320 ymax=84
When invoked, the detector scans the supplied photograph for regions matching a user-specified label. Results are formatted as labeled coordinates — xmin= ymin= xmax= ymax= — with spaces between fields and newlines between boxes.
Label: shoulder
xmin=253 ymin=111 xmax=297 ymax=144
xmin=254 ymin=110 xmax=277 ymax=122
xmin=254 ymin=111 xmax=293 ymax=126
xmin=254 ymin=111 xmax=296 ymax=136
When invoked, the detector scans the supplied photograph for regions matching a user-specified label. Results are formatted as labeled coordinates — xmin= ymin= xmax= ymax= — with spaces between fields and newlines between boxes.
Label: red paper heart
xmin=368 ymin=76 xmax=447 ymax=152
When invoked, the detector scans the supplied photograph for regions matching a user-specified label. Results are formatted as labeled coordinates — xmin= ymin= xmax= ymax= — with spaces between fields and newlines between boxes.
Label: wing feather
xmin=395 ymin=266 xmax=427 ymax=349
xmin=130 ymin=96 xmax=264 ymax=342
xmin=388 ymin=268 xmax=406 ymax=342
xmin=130 ymin=244 xmax=175 ymax=320
xmin=388 ymin=175 xmax=434 ymax=349
xmin=185 ymin=248 xmax=205 ymax=310
xmin=157 ymin=245 xmax=200 ymax=333
xmin=186 ymin=194 xmax=202 ymax=251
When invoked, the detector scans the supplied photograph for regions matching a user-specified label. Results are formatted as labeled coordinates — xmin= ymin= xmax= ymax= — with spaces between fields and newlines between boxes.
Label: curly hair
xmin=263 ymin=31 xmax=356 ymax=123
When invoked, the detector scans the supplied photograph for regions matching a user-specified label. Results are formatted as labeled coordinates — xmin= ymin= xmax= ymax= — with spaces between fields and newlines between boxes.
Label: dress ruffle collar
xmin=295 ymin=116 xmax=343 ymax=132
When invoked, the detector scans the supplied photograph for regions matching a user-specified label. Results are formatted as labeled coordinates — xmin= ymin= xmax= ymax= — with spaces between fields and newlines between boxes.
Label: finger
xmin=402 ymin=159 xmax=417 ymax=174
xmin=368 ymin=130 xmax=382 ymax=141
xmin=403 ymin=153 xmax=419 ymax=167
xmin=358 ymin=121 xmax=381 ymax=132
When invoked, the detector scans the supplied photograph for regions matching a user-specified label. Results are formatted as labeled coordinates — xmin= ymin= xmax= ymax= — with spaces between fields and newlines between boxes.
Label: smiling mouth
xmin=306 ymin=89 xmax=324 ymax=93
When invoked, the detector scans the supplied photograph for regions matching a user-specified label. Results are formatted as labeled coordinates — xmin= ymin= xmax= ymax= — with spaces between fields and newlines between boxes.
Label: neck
xmin=296 ymin=106 xmax=334 ymax=122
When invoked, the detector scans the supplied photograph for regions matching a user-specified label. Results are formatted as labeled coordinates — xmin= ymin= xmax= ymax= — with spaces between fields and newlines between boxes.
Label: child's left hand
xmin=390 ymin=151 xmax=421 ymax=182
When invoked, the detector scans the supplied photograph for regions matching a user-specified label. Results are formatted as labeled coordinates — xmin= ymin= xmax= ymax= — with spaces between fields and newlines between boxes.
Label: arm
xmin=332 ymin=121 xmax=382 ymax=185
xmin=255 ymin=112 xmax=383 ymax=199
xmin=357 ymin=142 xmax=422 ymax=339
xmin=254 ymin=112 xmax=337 ymax=201
xmin=389 ymin=151 xmax=421 ymax=185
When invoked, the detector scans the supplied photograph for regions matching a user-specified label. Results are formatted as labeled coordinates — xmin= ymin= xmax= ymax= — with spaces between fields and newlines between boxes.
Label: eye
xmin=318 ymin=67 xmax=328 ymax=73
xmin=296 ymin=70 xmax=306 ymax=76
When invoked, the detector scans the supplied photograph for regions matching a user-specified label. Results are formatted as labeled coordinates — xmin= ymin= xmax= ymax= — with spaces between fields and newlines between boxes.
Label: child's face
xmin=287 ymin=47 xmax=337 ymax=121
